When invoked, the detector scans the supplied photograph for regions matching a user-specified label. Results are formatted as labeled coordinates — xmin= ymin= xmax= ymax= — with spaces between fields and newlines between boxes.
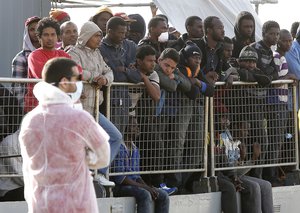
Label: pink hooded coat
xmin=19 ymin=82 xmax=110 ymax=213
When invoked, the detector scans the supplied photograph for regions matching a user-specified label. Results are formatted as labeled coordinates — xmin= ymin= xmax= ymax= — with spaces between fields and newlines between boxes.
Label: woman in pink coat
xmin=19 ymin=58 xmax=110 ymax=213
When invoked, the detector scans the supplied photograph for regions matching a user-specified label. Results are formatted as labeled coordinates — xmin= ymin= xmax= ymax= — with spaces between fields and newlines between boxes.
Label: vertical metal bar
xmin=106 ymin=85 xmax=111 ymax=120
xmin=94 ymin=87 xmax=100 ymax=123
xmin=210 ymin=96 xmax=215 ymax=176
xmin=294 ymin=84 xmax=299 ymax=170
xmin=203 ymin=97 xmax=209 ymax=177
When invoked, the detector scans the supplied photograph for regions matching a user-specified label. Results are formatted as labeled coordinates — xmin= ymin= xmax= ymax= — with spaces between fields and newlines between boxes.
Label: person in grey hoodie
xmin=68 ymin=21 xmax=121 ymax=187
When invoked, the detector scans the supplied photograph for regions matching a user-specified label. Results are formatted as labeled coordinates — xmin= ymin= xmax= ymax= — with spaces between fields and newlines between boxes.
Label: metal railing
xmin=0 ymin=78 xmax=298 ymax=187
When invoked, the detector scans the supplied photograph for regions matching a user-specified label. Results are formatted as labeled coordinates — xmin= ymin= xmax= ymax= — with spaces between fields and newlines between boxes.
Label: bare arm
xmin=141 ymin=72 xmax=160 ymax=102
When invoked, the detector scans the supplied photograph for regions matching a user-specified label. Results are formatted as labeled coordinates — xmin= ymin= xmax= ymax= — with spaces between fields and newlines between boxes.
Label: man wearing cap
xmin=90 ymin=5 xmax=113 ymax=37
xmin=114 ymin=12 xmax=136 ymax=39
xmin=174 ymin=41 xmax=214 ymax=192
xmin=11 ymin=16 xmax=41 ymax=107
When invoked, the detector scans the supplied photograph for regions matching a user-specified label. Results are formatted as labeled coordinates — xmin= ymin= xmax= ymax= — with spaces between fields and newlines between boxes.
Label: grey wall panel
xmin=0 ymin=0 xmax=51 ymax=77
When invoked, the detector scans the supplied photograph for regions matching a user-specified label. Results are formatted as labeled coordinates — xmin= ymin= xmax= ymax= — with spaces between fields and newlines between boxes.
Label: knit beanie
xmin=49 ymin=9 xmax=70 ymax=22
xmin=239 ymin=45 xmax=258 ymax=61
xmin=77 ymin=21 xmax=102 ymax=46
xmin=25 ymin=16 xmax=41 ymax=27
xmin=181 ymin=41 xmax=202 ymax=59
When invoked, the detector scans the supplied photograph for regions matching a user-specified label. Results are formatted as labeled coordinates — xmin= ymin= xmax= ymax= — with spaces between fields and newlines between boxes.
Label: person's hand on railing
xmin=92 ymin=76 xmax=107 ymax=89
xmin=206 ymin=71 xmax=219 ymax=85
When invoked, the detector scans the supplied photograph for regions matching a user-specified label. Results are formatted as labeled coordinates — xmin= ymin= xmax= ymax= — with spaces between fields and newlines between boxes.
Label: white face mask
xmin=158 ymin=32 xmax=169 ymax=43
xmin=68 ymin=81 xmax=83 ymax=103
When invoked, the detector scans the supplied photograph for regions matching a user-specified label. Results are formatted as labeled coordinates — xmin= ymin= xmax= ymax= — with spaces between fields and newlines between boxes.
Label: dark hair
xmin=136 ymin=45 xmax=156 ymax=60
xmin=262 ymin=20 xmax=280 ymax=35
xmin=60 ymin=21 xmax=77 ymax=34
xmin=204 ymin=16 xmax=219 ymax=35
xmin=185 ymin=16 xmax=202 ymax=31
xmin=148 ymin=16 xmax=166 ymax=30
xmin=159 ymin=48 xmax=180 ymax=63
xmin=290 ymin=21 xmax=300 ymax=37
xmin=223 ymin=36 xmax=233 ymax=44
xmin=36 ymin=17 xmax=60 ymax=38
xmin=43 ymin=57 xmax=77 ymax=86
xmin=106 ymin=17 xmax=126 ymax=31
xmin=156 ymin=14 xmax=168 ymax=23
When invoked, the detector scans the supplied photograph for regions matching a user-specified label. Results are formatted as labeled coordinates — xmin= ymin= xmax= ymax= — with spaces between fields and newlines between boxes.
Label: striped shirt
xmin=268 ymin=51 xmax=289 ymax=103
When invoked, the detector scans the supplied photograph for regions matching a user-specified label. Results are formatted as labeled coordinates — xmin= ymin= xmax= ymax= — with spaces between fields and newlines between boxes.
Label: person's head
xmin=180 ymin=41 xmax=202 ymax=72
xmin=204 ymin=16 xmax=224 ymax=42
xmin=106 ymin=17 xmax=127 ymax=45
xmin=42 ymin=57 xmax=81 ymax=93
xmin=60 ymin=21 xmax=78 ymax=47
xmin=25 ymin=16 xmax=41 ymax=44
xmin=36 ymin=17 xmax=60 ymax=50
xmin=262 ymin=20 xmax=280 ymax=47
xmin=223 ymin=36 xmax=234 ymax=61
xmin=290 ymin=21 xmax=299 ymax=39
xmin=124 ymin=115 xmax=140 ymax=140
xmin=49 ymin=9 xmax=70 ymax=25
xmin=77 ymin=21 xmax=102 ymax=49
xmin=238 ymin=45 xmax=258 ymax=70
xmin=277 ymin=29 xmax=293 ymax=53
xmin=235 ymin=11 xmax=255 ymax=39
xmin=127 ymin=14 xmax=146 ymax=44
xmin=185 ymin=16 xmax=204 ymax=38
xmin=231 ymin=121 xmax=250 ymax=140
xmin=158 ymin=48 xmax=180 ymax=76
xmin=136 ymin=45 xmax=156 ymax=75
xmin=90 ymin=6 xmax=113 ymax=35
xmin=148 ymin=16 xmax=168 ymax=39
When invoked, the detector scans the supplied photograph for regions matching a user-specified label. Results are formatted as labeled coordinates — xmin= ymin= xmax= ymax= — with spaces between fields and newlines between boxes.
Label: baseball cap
xmin=114 ymin=12 xmax=136 ymax=22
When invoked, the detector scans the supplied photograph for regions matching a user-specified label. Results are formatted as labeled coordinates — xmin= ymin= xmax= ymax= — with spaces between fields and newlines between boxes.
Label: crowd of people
xmin=2 ymin=3 xmax=299 ymax=213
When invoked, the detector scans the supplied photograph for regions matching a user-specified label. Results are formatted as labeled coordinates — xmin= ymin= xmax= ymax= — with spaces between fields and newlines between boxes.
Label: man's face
xmin=188 ymin=19 xmax=204 ymax=38
xmin=151 ymin=20 xmax=168 ymax=38
xmin=128 ymin=31 xmax=143 ymax=44
xmin=109 ymin=25 xmax=127 ymax=45
xmin=127 ymin=117 xmax=140 ymax=138
xmin=137 ymin=55 xmax=156 ymax=74
xmin=95 ymin=12 xmax=112 ymax=34
xmin=223 ymin=43 xmax=234 ymax=61
xmin=60 ymin=66 xmax=80 ymax=93
xmin=239 ymin=18 xmax=255 ymax=38
xmin=187 ymin=55 xmax=201 ymax=72
xmin=278 ymin=32 xmax=293 ymax=52
xmin=39 ymin=27 xmax=58 ymax=50
xmin=239 ymin=60 xmax=257 ymax=70
xmin=86 ymin=31 xmax=102 ymax=49
xmin=61 ymin=23 xmax=78 ymax=47
xmin=158 ymin=58 xmax=177 ymax=76
xmin=28 ymin=21 xmax=39 ymax=43
xmin=263 ymin=27 xmax=280 ymax=46
xmin=210 ymin=18 xmax=225 ymax=42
